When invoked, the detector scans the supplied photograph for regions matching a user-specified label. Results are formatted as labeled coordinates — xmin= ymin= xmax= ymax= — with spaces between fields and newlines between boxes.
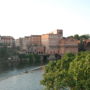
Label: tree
xmin=41 ymin=52 xmax=90 ymax=90
xmin=0 ymin=47 xmax=18 ymax=70
xmin=74 ymin=34 xmax=80 ymax=40
xmin=80 ymin=34 xmax=90 ymax=40
xmin=68 ymin=34 xmax=90 ymax=51
xmin=68 ymin=51 xmax=90 ymax=90
xmin=78 ymin=40 xmax=85 ymax=51
xmin=41 ymin=53 xmax=75 ymax=90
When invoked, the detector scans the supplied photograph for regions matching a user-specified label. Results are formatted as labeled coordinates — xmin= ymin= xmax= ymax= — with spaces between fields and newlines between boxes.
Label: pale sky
xmin=0 ymin=0 xmax=90 ymax=39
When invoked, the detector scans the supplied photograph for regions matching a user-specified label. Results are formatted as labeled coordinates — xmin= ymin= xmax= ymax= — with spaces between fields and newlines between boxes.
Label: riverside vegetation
xmin=40 ymin=34 xmax=90 ymax=90
xmin=41 ymin=51 xmax=90 ymax=90
xmin=0 ymin=46 xmax=48 ymax=71
xmin=0 ymin=34 xmax=89 ymax=70
xmin=0 ymin=34 xmax=90 ymax=89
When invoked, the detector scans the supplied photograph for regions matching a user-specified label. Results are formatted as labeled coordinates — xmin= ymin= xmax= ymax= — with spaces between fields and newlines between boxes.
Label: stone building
xmin=15 ymin=35 xmax=42 ymax=52
xmin=30 ymin=35 xmax=41 ymax=46
xmin=59 ymin=37 xmax=78 ymax=55
xmin=41 ymin=29 xmax=63 ymax=54
xmin=0 ymin=36 xmax=15 ymax=48
xmin=15 ymin=37 xmax=30 ymax=51
xmin=24 ymin=36 xmax=31 ymax=48
xmin=28 ymin=35 xmax=45 ymax=54
xmin=15 ymin=38 xmax=22 ymax=49
xmin=28 ymin=45 xmax=45 ymax=54
xmin=15 ymin=29 xmax=79 ymax=55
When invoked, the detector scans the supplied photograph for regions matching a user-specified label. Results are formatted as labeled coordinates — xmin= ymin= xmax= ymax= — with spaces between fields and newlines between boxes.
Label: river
xmin=0 ymin=66 xmax=44 ymax=90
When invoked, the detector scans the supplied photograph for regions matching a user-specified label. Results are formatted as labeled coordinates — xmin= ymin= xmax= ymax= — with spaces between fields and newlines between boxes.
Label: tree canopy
xmin=41 ymin=51 xmax=90 ymax=90
xmin=68 ymin=34 xmax=90 ymax=40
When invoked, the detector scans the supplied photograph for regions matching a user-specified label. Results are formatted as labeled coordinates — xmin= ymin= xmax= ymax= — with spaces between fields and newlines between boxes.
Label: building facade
xmin=15 ymin=37 xmax=29 ymax=51
xmin=28 ymin=35 xmax=44 ymax=54
xmin=59 ymin=37 xmax=78 ymax=55
xmin=30 ymin=35 xmax=41 ymax=46
xmin=0 ymin=36 xmax=15 ymax=48
xmin=15 ymin=29 xmax=79 ymax=55
xmin=41 ymin=29 xmax=63 ymax=54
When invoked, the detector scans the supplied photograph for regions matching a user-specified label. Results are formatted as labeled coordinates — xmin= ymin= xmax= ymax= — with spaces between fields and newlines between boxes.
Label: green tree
xmin=0 ymin=47 xmax=8 ymax=59
xmin=80 ymin=34 xmax=90 ymax=40
xmin=0 ymin=47 xmax=18 ymax=70
xmin=78 ymin=40 xmax=85 ymax=51
xmin=74 ymin=34 xmax=80 ymax=40
xmin=41 ymin=52 xmax=90 ymax=90
xmin=68 ymin=51 xmax=90 ymax=90
xmin=41 ymin=53 xmax=75 ymax=90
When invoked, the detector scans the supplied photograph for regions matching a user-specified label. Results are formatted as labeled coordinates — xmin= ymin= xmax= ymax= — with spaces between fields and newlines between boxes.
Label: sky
xmin=0 ymin=0 xmax=90 ymax=39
